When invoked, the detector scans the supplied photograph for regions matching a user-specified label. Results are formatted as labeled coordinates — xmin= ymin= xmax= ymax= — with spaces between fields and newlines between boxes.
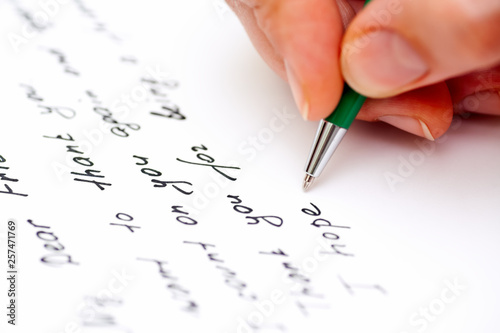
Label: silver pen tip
xmin=303 ymin=174 xmax=315 ymax=191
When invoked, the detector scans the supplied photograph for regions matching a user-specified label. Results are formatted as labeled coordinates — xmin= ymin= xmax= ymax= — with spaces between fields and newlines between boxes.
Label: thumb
xmin=341 ymin=0 xmax=500 ymax=98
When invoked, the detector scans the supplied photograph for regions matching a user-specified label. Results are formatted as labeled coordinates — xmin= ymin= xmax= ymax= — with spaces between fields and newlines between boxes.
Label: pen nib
xmin=303 ymin=174 xmax=315 ymax=191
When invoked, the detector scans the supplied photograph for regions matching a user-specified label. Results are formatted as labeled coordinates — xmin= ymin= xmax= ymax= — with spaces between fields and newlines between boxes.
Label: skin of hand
xmin=226 ymin=0 xmax=500 ymax=140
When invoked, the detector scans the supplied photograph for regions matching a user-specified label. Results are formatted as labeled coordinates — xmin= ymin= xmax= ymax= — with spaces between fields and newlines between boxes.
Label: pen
xmin=303 ymin=0 xmax=371 ymax=191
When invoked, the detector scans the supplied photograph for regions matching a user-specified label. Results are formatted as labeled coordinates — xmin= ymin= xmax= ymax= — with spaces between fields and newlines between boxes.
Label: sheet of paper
xmin=1 ymin=1 xmax=499 ymax=332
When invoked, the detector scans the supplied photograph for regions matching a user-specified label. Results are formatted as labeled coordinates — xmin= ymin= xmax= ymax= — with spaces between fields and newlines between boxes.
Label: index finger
xmin=227 ymin=0 xmax=347 ymax=120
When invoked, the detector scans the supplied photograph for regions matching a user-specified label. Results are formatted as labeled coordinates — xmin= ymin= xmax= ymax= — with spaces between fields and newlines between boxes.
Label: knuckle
xmin=252 ymin=0 xmax=282 ymax=33
xmin=458 ymin=11 xmax=500 ymax=63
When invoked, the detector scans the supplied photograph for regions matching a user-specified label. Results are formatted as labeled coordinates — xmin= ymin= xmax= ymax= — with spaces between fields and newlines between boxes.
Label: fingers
xmin=446 ymin=64 xmax=500 ymax=115
xmin=355 ymin=66 xmax=500 ymax=140
xmin=225 ymin=1 xmax=287 ymax=80
xmin=356 ymin=82 xmax=453 ymax=140
xmin=226 ymin=0 xmax=347 ymax=120
xmin=229 ymin=0 xmax=497 ymax=141
xmin=341 ymin=0 xmax=500 ymax=98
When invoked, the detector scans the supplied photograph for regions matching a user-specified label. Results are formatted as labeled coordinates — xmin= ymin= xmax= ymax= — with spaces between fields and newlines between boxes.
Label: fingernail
xmin=343 ymin=30 xmax=428 ymax=95
xmin=378 ymin=115 xmax=435 ymax=141
xmin=457 ymin=90 xmax=500 ymax=115
xmin=285 ymin=61 xmax=309 ymax=120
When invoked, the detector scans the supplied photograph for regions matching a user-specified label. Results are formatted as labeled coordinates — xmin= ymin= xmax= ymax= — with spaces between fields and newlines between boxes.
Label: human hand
xmin=226 ymin=0 xmax=500 ymax=140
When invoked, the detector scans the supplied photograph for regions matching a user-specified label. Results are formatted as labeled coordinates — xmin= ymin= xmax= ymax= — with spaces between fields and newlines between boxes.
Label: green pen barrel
xmin=325 ymin=0 xmax=371 ymax=129
xmin=325 ymin=83 xmax=366 ymax=129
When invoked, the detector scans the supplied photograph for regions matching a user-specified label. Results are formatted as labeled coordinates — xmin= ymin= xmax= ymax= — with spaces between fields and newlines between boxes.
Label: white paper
xmin=1 ymin=1 xmax=499 ymax=332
